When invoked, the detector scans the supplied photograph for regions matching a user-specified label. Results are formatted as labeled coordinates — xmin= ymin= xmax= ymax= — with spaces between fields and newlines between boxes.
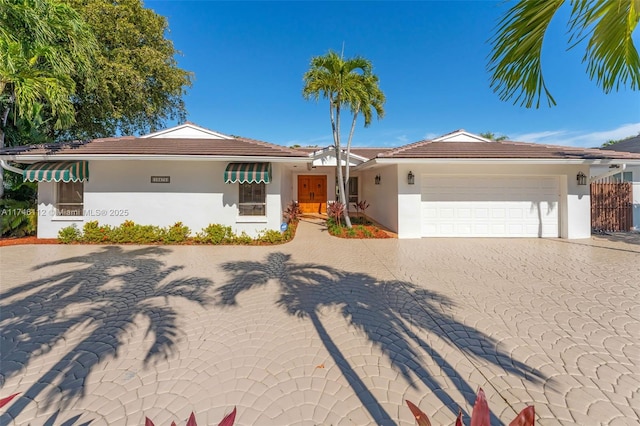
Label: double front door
xmin=298 ymin=175 xmax=327 ymax=214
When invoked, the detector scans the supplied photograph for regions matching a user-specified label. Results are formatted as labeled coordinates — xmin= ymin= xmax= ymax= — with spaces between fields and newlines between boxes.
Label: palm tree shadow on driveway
xmin=217 ymin=252 xmax=547 ymax=425
xmin=0 ymin=246 xmax=214 ymax=426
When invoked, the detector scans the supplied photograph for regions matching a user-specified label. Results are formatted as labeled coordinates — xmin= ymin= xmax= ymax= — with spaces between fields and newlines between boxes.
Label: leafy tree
xmin=0 ymin=0 xmax=97 ymax=197
xmin=479 ymin=131 xmax=509 ymax=141
xmin=63 ymin=0 xmax=193 ymax=138
xmin=303 ymin=50 xmax=385 ymax=228
xmin=489 ymin=0 xmax=640 ymax=108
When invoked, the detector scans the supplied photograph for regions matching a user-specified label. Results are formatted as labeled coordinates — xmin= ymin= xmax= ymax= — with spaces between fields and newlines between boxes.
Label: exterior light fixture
xmin=375 ymin=174 xmax=381 ymax=185
xmin=577 ymin=171 xmax=587 ymax=185
xmin=407 ymin=171 xmax=415 ymax=185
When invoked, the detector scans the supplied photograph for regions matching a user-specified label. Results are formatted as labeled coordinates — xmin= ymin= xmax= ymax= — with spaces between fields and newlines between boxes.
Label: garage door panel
xmin=421 ymin=176 xmax=560 ymax=237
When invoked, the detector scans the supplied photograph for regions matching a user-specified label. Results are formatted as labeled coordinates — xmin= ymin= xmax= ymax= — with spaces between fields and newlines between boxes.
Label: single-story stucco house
xmin=591 ymin=135 xmax=640 ymax=230
xmin=2 ymin=123 xmax=640 ymax=239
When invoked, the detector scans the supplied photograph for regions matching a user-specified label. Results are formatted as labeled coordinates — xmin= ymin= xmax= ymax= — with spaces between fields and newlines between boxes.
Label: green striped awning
xmin=224 ymin=162 xmax=271 ymax=184
xmin=23 ymin=161 xmax=89 ymax=183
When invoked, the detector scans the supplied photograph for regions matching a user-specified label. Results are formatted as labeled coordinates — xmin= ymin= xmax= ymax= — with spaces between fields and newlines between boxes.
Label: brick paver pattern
xmin=0 ymin=220 xmax=638 ymax=425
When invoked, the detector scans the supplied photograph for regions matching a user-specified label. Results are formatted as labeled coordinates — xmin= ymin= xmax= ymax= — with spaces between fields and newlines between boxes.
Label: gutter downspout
xmin=1 ymin=159 xmax=24 ymax=175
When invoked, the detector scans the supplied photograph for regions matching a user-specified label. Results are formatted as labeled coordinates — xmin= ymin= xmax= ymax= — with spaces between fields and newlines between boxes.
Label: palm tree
xmin=0 ymin=0 xmax=97 ymax=196
xmin=303 ymin=50 xmax=385 ymax=228
xmin=488 ymin=0 xmax=639 ymax=108
xmin=479 ymin=131 xmax=509 ymax=141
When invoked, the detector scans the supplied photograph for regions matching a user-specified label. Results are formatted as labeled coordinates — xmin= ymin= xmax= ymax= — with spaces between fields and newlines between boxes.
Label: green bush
xmin=282 ymin=222 xmax=297 ymax=242
xmin=0 ymin=199 xmax=37 ymax=237
xmin=81 ymin=221 xmax=111 ymax=243
xmin=257 ymin=229 xmax=283 ymax=244
xmin=161 ymin=222 xmax=191 ymax=244
xmin=231 ymin=231 xmax=253 ymax=245
xmin=195 ymin=223 xmax=233 ymax=244
xmin=58 ymin=225 xmax=81 ymax=244
xmin=54 ymin=220 xmax=296 ymax=245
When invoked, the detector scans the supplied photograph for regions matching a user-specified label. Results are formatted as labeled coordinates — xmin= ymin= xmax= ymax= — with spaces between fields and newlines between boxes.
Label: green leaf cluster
xmin=489 ymin=0 xmax=640 ymax=108
xmin=63 ymin=0 xmax=193 ymax=138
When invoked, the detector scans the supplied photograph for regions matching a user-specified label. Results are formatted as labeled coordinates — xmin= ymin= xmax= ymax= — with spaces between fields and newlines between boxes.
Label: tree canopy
xmin=0 ymin=0 xmax=97 ymax=137
xmin=63 ymin=0 xmax=193 ymax=139
xmin=1 ymin=0 xmax=193 ymax=147
xmin=488 ymin=0 xmax=640 ymax=108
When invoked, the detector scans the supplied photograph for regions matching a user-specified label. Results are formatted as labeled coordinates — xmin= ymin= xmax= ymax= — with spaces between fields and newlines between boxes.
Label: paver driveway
xmin=0 ymin=220 xmax=638 ymax=426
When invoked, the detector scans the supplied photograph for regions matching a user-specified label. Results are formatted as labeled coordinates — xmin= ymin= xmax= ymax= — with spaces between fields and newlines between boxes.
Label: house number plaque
xmin=151 ymin=176 xmax=170 ymax=183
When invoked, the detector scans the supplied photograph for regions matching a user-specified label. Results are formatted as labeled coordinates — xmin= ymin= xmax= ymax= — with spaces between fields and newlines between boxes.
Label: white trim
xmin=235 ymin=216 xmax=268 ymax=223
xmin=141 ymin=123 xmax=233 ymax=139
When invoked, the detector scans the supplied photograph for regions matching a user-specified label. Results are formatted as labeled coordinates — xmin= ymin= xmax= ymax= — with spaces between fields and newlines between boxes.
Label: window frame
xmin=238 ymin=182 xmax=266 ymax=216
xmin=56 ymin=181 xmax=84 ymax=217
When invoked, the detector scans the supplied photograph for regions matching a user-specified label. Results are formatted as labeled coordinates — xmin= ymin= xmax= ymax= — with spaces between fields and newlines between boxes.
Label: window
xmin=612 ymin=171 xmax=633 ymax=183
xmin=348 ymin=177 xmax=358 ymax=204
xmin=239 ymin=182 xmax=266 ymax=216
xmin=57 ymin=181 xmax=84 ymax=216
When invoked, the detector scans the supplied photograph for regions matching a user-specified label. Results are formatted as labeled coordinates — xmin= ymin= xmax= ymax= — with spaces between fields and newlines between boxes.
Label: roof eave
xmin=0 ymin=154 xmax=311 ymax=163
xmin=353 ymin=157 xmax=640 ymax=170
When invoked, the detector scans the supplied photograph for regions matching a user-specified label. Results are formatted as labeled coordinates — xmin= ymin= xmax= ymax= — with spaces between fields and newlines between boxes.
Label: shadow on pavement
xmin=0 ymin=246 xmax=214 ymax=426
xmin=216 ymin=252 xmax=546 ymax=426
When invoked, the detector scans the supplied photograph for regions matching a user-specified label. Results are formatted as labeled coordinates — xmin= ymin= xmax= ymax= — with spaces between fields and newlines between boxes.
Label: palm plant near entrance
xmin=303 ymin=50 xmax=385 ymax=228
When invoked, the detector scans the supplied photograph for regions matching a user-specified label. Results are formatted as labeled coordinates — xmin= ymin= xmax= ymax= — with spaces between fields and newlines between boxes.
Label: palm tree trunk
xmin=344 ymin=110 xmax=359 ymax=216
xmin=333 ymin=103 xmax=351 ymax=228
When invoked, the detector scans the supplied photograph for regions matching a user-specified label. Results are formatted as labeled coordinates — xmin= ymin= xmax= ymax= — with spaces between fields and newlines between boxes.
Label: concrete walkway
xmin=0 ymin=220 xmax=638 ymax=425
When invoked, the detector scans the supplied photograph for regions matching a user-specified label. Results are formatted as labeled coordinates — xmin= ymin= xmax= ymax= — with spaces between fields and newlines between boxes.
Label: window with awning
xmin=23 ymin=161 xmax=89 ymax=182
xmin=224 ymin=162 xmax=271 ymax=184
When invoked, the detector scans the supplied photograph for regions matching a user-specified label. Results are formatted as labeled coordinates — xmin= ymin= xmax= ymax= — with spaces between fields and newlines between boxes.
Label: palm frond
xmin=488 ymin=0 xmax=565 ymax=108
xmin=570 ymin=0 xmax=640 ymax=92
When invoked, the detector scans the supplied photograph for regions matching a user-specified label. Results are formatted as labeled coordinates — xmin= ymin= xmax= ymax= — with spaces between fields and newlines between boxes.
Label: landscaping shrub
xmin=282 ymin=222 xmax=297 ymax=241
xmin=195 ymin=224 xmax=233 ymax=244
xmin=406 ymin=388 xmax=534 ymax=426
xmin=58 ymin=224 xmax=81 ymax=244
xmin=283 ymin=200 xmax=302 ymax=224
xmin=230 ymin=231 xmax=253 ymax=245
xmin=161 ymin=222 xmax=191 ymax=244
xmin=327 ymin=201 xmax=345 ymax=226
xmin=257 ymin=229 xmax=284 ymax=244
xmin=56 ymin=221 xmax=297 ymax=245
xmin=0 ymin=199 xmax=37 ymax=237
xmin=145 ymin=407 xmax=236 ymax=426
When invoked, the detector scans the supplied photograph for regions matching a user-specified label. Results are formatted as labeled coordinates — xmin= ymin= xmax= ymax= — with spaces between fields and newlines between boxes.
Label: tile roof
xmin=599 ymin=135 xmax=640 ymax=154
xmin=376 ymin=139 xmax=640 ymax=160
xmin=0 ymin=136 xmax=308 ymax=158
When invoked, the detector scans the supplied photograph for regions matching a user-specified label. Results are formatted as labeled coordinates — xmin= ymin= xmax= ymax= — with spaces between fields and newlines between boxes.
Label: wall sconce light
xmin=407 ymin=171 xmax=415 ymax=185
xmin=375 ymin=174 xmax=381 ymax=185
xmin=577 ymin=171 xmax=587 ymax=185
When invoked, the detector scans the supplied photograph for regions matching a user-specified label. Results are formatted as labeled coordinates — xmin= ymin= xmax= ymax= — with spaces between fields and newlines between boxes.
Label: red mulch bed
xmin=0 ymin=236 xmax=59 ymax=246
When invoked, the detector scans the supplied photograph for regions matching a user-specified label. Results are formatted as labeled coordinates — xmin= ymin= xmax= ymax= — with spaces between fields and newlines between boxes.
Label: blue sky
xmin=145 ymin=0 xmax=640 ymax=148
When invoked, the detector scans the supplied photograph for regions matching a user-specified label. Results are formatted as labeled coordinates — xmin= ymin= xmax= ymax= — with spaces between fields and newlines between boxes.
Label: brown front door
xmin=298 ymin=175 xmax=327 ymax=214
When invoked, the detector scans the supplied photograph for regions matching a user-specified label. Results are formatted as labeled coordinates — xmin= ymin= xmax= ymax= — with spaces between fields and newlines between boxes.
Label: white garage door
xmin=421 ymin=175 xmax=560 ymax=237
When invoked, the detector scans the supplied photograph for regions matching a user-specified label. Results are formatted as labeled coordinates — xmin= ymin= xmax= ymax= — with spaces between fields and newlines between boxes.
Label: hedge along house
xmin=0 ymin=123 xmax=311 ymax=238
xmin=352 ymin=130 xmax=640 ymax=239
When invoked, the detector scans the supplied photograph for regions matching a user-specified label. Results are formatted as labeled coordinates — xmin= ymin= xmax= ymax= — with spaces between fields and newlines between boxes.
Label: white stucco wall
xmin=36 ymin=160 xmax=289 ymax=238
xmin=360 ymin=165 xmax=399 ymax=233
xmin=361 ymin=163 xmax=591 ymax=239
